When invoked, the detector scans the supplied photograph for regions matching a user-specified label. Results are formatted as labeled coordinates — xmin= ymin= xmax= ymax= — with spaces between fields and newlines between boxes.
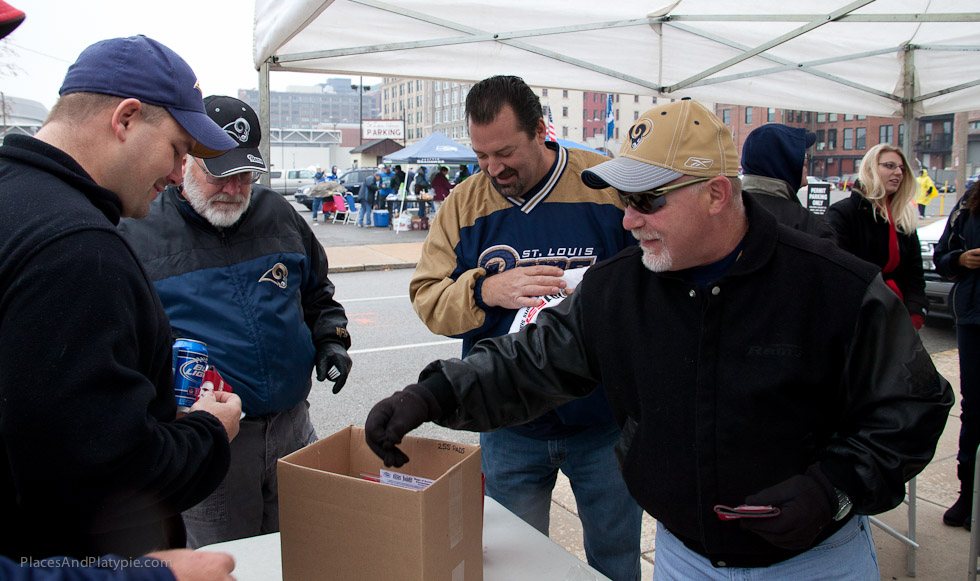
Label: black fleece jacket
xmin=0 ymin=135 xmax=231 ymax=560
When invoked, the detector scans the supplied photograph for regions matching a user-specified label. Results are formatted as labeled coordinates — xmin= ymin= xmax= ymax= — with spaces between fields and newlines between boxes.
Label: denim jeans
xmin=652 ymin=515 xmax=879 ymax=580
xmin=358 ymin=203 xmax=373 ymax=226
xmin=311 ymin=197 xmax=323 ymax=220
xmin=481 ymin=421 xmax=642 ymax=581
xmin=182 ymin=401 xmax=317 ymax=548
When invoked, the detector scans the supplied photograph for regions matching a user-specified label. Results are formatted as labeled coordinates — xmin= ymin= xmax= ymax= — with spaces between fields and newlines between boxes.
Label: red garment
xmin=431 ymin=171 xmax=452 ymax=201
xmin=882 ymin=204 xmax=903 ymax=301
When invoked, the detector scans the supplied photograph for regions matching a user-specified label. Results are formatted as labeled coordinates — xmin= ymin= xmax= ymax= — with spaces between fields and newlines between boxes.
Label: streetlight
xmin=351 ymin=77 xmax=372 ymax=145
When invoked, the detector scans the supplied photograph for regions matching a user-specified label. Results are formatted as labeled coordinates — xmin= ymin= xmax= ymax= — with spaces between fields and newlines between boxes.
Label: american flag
xmin=545 ymin=107 xmax=557 ymax=142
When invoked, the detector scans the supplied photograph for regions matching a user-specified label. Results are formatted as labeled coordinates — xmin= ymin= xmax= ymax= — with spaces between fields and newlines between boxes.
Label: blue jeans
xmin=481 ymin=421 xmax=642 ymax=581
xmin=358 ymin=203 xmax=373 ymax=226
xmin=311 ymin=197 xmax=323 ymax=220
xmin=652 ymin=515 xmax=879 ymax=580
xmin=182 ymin=401 xmax=317 ymax=548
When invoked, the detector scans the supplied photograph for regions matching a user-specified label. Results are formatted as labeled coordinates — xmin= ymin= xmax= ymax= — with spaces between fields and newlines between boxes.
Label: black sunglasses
xmin=617 ymin=177 xmax=712 ymax=214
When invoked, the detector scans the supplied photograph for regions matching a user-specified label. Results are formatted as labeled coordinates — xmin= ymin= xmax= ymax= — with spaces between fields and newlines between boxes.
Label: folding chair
xmin=330 ymin=194 xmax=349 ymax=224
xmin=343 ymin=193 xmax=358 ymax=225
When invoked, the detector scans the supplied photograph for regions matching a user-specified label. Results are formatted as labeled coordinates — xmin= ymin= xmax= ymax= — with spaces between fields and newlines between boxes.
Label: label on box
xmin=380 ymin=469 xmax=434 ymax=491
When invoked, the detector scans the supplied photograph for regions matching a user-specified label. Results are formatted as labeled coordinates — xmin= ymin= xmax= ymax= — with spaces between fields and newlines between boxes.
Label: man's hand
xmin=315 ymin=342 xmax=352 ymax=394
xmin=480 ymin=265 xmax=567 ymax=309
xmin=190 ymin=390 xmax=242 ymax=442
xmin=959 ymin=248 xmax=980 ymax=270
xmin=365 ymin=385 xmax=443 ymax=468
xmin=146 ymin=549 xmax=235 ymax=580
xmin=737 ymin=464 xmax=836 ymax=551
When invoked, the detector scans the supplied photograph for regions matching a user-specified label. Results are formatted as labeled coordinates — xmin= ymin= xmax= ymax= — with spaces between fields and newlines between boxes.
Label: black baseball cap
xmin=198 ymin=96 xmax=268 ymax=176
xmin=59 ymin=35 xmax=238 ymax=159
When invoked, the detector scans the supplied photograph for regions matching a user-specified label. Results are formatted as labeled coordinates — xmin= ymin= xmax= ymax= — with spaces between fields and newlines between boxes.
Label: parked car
xmin=269 ymin=168 xmax=318 ymax=196
xmin=917 ymin=218 xmax=953 ymax=322
xmin=826 ymin=176 xmax=841 ymax=189
xmin=294 ymin=168 xmax=377 ymax=210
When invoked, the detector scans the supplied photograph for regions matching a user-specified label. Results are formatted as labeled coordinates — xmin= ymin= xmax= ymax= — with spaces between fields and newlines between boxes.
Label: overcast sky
xmin=1 ymin=0 xmax=379 ymax=111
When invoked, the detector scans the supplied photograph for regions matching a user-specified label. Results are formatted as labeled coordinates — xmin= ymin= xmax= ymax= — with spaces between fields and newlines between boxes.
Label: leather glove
xmin=315 ymin=342 xmax=352 ymax=394
xmin=738 ymin=464 xmax=837 ymax=551
xmin=365 ymin=384 xmax=443 ymax=468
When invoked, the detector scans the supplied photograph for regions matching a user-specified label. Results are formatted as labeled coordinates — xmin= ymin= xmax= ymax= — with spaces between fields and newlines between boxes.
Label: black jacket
xmin=422 ymin=196 xmax=952 ymax=567
xmin=358 ymin=175 xmax=378 ymax=206
xmin=742 ymin=175 xmax=835 ymax=241
xmin=825 ymin=191 xmax=927 ymax=318
xmin=0 ymin=135 xmax=231 ymax=559
xmin=934 ymin=188 xmax=980 ymax=325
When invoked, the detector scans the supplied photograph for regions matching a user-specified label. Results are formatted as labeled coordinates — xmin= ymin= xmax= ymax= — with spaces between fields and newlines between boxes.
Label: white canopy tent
xmin=253 ymin=0 xmax=980 ymax=167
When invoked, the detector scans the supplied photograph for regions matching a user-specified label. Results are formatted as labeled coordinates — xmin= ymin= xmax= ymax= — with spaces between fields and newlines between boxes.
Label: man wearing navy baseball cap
xmin=119 ymin=96 xmax=352 ymax=548
xmin=0 ymin=36 xmax=242 ymax=561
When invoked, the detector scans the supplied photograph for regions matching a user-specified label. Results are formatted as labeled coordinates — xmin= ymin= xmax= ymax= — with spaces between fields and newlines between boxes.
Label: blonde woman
xmin=825 ymin=143 xmax=927 ymax=328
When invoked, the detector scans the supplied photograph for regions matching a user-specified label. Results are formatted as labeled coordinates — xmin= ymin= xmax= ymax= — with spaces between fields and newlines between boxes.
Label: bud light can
xmin=172 ymin=338 xmax=208 ymax=412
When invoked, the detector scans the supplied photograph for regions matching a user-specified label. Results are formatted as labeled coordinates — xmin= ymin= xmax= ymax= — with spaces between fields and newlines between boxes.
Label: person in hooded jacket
xmin=825 ymin=143 xmax=927 ymax=329
xmin=934 ymin=180 xmax=980 ymax=529
xmin=740 ymin=123 xmax=835 ymax=240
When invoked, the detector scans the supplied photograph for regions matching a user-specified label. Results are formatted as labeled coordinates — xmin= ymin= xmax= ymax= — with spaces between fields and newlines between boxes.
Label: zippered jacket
xmin=421 ymin=196 xmax=952 ymax=567
xmin=119 ymin=185 xmax=350 ymax=416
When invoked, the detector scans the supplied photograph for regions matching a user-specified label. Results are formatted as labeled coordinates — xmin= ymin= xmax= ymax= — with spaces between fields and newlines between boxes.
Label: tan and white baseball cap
xmin=582 ymin=98 xmax=739 ymax=192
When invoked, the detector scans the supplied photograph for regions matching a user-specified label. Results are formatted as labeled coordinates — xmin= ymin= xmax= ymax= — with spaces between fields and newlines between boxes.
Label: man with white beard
xmin=118 ymin=96 xmax=352 ymax=548
xmin=365 ymin=98 xmax=953 ymax=580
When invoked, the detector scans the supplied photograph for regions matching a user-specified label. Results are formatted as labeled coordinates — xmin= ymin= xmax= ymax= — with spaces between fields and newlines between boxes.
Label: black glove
xmin=364 ymin=384 xmax=443 ymax=468
xmin=315 ymin=342 xmax=352 ymax=394
xmin=738 ymin=464 xmax=837 ymax=551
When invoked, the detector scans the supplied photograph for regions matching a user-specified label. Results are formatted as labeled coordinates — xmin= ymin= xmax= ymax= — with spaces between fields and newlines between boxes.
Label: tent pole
xmin=902 ymin=46 xmax=916 ymax=170
xmin=258 ymin=60 xmax=271 ymax=186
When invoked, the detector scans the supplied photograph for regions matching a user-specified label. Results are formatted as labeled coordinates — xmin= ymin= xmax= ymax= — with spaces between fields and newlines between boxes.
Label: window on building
xmin=408 ymin=129 xmax=413 ymax=139
xmin=817 ymin=112 xmax=826 ymax=123
xmin=452 ymin=108 xmax=458 ymax=121
xmin=592 ymin=128 xmax=597 ymax=137
xmin=787 ymin=110 xmax=795 ymax=123
xmin=723 ymin=109 xmax=731 ymax=125
xmin=856 ymin=127 xmax=866 ymax=150
xmin=768 ymin=108 xmax=776 ymax=122
xmin=828 ymin=129 xmax=837 ymax=149
xmin=857 ymin=115 xmax=866 ymax=120
xmin=899 ymin=124 xmax=905 ymax=147
xmin=452 ymin=91 xmax=458 ymax=105
xmin=562 ymin=106 xmax=568 ymax=117
xmin=584 ymin=110 xmax=588 ymax=120
xmin=804 ymin=112 xmax=811 ymax=123
xmin=563 ymin=90 xmax=568 ymax=98
xmin=615 ymin=128 xmax=619 ymax=139
xmin=562 ymin=126 xmax=569 ymax=138
xmin=634 ymin=95 xmax=639 ymax=103
xmin=435 ymin=94 xmax=441 ymax=107
xmin=844 ymin=114 xmax=854 ymax=121
xmin=634 ymin=111 xmax=640 ymax=121
xmin=434 ymin=81 xmax=440 ymax=90
xmin=829 ymin=113 xmax=838 ymax=122
xmin=816 ymin=129 xmax=826 ymax=151
xmin=583 ymin=93 xmax=588 ymax=102
xmin=542 ymin=88 xmax=548 ymax=96
xmin=745 ymin=108 xmax=753 ymax=124
xmin=879 ymin=125 xmax=893 ymax=145
xmin=970 ymin=121 xmax=980 ymax=130
xmin=583 ymin=128 xmax=588 ymax=140
xmin=594 ymin=93 xmax=600 ymax=103
xmin=843 ymin=128 xmax=853 ymax=150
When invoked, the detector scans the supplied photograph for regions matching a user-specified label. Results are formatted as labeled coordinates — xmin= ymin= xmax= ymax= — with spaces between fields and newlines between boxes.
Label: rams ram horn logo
xmin=259 ymin=263 xmax=288 ymax=288
xmin=222 ymin=117 xmax=251 ymax=143
xmin=629 ymin=119 xmax=653 ymax=150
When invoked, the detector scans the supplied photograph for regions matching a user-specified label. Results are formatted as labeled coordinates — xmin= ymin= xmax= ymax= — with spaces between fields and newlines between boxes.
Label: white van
xmin=269 ymin=168 xmax=317 ymax=196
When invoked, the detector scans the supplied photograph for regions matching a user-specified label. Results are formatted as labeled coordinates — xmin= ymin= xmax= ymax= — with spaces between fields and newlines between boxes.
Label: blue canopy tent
xmin=383 ymin=131 xmax=477 ymax=164
xmin=555 ymin=138 xmax=605 ymax=156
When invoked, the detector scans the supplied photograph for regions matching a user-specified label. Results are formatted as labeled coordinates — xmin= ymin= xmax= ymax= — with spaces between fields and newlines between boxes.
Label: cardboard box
xmin=278 ymin=426 xmax=483 ymax=580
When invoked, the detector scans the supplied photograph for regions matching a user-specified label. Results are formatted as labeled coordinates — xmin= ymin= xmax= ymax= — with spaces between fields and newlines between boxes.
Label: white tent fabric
xmin=254 ymin=1 xmax=980 ymax=119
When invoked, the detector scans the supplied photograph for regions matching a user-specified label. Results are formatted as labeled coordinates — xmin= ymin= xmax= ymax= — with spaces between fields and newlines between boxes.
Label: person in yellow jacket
xmin=916 ymin=169 xmax=938 ymax=217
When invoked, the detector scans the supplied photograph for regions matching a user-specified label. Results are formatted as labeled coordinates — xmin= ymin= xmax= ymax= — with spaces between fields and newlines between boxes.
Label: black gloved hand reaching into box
xmin=365 ymin=384 xmax=443 ymax=468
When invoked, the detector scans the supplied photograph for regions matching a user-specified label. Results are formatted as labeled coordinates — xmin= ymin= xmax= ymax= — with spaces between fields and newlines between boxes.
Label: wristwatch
xmin=833 ymin=487 xmax=853 ymax=521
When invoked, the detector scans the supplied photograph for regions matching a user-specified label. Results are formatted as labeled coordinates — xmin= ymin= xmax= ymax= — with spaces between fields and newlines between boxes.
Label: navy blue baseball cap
xmin=59 ymin=35 xmax=237 ymax=158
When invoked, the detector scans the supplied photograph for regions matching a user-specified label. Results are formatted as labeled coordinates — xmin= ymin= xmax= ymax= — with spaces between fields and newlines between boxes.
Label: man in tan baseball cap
xmin=363 ymin=96 xmax=952 ymax=579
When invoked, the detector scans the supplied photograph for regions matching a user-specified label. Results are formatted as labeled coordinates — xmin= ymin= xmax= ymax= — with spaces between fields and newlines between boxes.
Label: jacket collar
xmin=1 ymin=134 xmax=124 ymax=224
xmin=741 ymin=174 xmax=800 ymax=203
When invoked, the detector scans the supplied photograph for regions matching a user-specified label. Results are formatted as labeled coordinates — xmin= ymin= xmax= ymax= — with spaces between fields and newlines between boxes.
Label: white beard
xmin=633 ymin=230 xmax=673 ymax=272
xmin=183 ymin=170 xmax=251 ymax=228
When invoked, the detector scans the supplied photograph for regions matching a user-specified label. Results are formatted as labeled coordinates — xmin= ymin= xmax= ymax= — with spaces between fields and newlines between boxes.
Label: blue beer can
xmin=172 ymin=338 xmax=208 ymax=412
